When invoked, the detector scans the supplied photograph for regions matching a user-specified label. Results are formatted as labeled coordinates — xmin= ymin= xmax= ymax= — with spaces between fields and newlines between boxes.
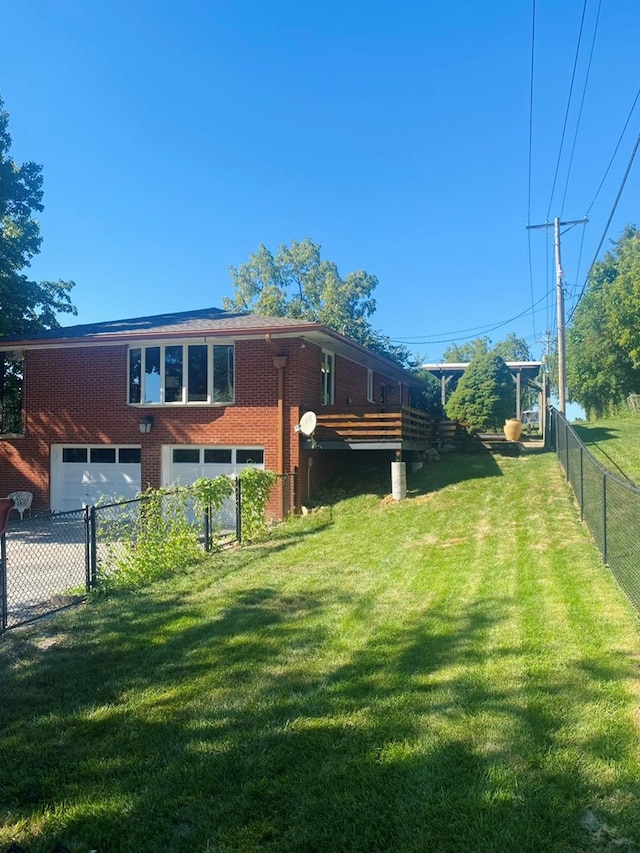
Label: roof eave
xmin=0 ymin=319 xmax=421 ymax=385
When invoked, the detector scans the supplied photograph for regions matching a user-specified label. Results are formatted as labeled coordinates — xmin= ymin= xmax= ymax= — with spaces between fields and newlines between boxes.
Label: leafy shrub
xmin=239 ymin=467 xmax=278 ymax=541
xmin=446 ymin=352 xmax=515 ymax=432
xmin=192 ymin=475 xmax=235 ymax=537
xmin=97 ymin=487 xmax=202 ymax=591
xmin=96 ymin=469 xmax=279 ymax=590
xmin=191 ymin=475 xmax=235 ymax=507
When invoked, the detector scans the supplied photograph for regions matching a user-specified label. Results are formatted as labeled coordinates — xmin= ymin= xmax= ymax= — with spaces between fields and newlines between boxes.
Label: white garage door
xmin=51 ymin=445 xmax=142 ymax=512
xmin=163 ymin=446 xmax=265 ymax=531
xmin=163 ymin=445 xmax=265 ymax=488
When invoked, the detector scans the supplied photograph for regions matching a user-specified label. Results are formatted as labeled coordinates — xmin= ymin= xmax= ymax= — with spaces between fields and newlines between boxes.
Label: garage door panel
xmin=165 ymin=447 xmax=264 ymax=489
xmin=164 ymin=446 xmax=264 ymax=531
xmin=52 ymin=446 xmax=142 ymax=512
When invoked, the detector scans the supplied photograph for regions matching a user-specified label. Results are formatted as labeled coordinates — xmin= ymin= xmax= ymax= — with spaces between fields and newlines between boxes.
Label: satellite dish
xmin=298 ymin=411 xmax=317 ymax=437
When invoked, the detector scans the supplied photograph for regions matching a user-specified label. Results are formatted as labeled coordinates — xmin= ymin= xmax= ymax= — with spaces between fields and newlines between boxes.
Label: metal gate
xmin=1 ymin=474 xmax=293 ymax=633
xmin=0 ymin=509 xmax=91 ymax=633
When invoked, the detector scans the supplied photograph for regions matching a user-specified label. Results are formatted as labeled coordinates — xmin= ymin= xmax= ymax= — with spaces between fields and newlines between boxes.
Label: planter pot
xmin=504 ymin=418 xmax=523 ymax=441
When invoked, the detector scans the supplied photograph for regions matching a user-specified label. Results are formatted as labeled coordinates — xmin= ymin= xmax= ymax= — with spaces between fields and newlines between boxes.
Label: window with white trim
xmin=321 ymin=350 xmax=335 ymax=406
xmin=367 ymin=368 xmax=375 ymax=403
xmin=128 ymin=343 xmax=234 ymax=405
xmin=170 ymin=446 xmax=264 ymax=469
xmin=62 ymin=447 xmax=141 ymax=464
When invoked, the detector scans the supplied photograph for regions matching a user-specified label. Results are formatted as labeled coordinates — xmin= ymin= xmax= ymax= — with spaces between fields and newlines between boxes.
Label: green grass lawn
xmin=572 ymin=416 xmax=640 ymax=485
xmin=2 ymin=449 xmax=640 ymax=852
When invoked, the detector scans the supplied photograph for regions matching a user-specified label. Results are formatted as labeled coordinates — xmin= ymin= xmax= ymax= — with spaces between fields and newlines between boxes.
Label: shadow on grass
xmin=569 ymin=425 xmax=635 ymax=484
xmin=2 ymin=578 xmax=639 ymax=852
xmin=406 ymin=449 xmax=504 ymax=499
xmin=315 ymin=447 xmax=504 ymax=505
xmin=572 ymin=425 xmax=619 ymax=445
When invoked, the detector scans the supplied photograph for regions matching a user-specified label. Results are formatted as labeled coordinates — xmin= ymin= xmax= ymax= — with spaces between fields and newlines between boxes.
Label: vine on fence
xmin=191 ymin=475 xmax=235 ymax=511
xmin=239 ymin=468 xmax=278 ymax=541
xmin=96 ymin=470 xmax=279 ymax=590
xmin=97 ymin=487 xmax=201 ymax=591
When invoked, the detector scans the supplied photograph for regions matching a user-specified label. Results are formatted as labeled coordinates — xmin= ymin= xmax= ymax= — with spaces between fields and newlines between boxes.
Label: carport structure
xmin=423 ymin=360 xmax=546 ymax=422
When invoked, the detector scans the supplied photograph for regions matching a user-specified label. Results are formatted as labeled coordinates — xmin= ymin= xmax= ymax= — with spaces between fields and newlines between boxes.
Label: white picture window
xmin=128 ymin=343 xmax=234 ymax=405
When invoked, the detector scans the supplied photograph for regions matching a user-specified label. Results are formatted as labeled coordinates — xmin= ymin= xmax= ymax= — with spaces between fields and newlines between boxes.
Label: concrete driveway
xmin=2 ymin=513 xmax=89 ymax=630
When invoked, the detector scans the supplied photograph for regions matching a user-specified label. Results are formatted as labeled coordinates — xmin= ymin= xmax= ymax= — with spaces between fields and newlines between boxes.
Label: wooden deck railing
xmin=314 ymin=406 xmax=432 ymax=446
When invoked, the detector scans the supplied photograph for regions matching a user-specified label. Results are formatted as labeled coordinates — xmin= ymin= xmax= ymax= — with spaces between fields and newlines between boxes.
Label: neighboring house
xmin=0 ymin=307 xmax=431 ymax=519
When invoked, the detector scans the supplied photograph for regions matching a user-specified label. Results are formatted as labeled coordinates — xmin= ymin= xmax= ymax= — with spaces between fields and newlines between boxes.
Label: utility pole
xmin=526 ymin=216 xmax=587 ymax=415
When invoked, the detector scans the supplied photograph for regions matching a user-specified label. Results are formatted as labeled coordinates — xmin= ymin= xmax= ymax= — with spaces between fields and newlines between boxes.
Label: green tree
xmin=441 ymin=335 xmax=533 ymax=410
xmin=442 ymin=337 xmax=491 ymax=363
xmin=0 ymin=95 xmax=77 ymax=431
xmin=443 ymin=333 xmax=531 ymax=364
xmin=410 ymin=367 xmax=444 ymax=417
xmin=223 ymin=238 xmax=410 ymax=365
xmin=0 ymin=95 xmax=76 ymax=336
xmin=493 ymin=333 xmax=532 ymax=362
xmin=605 ymin=226 xmax=640 ymax=368
xmin=567 ymin=225 xmax=640 ymax=418
xmin=445 ymin=352 xmax=515 ymax=432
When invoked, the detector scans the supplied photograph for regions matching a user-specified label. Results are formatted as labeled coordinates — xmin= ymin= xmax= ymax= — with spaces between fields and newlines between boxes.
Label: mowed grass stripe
xmin=1 ymin=450 xmax=640 ymax=852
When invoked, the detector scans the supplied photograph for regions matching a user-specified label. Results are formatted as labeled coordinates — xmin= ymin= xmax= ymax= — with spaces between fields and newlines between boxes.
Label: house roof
xmin=0 ymin=307 xmax=318 ymax=343
xmin=0 ymin=307 xmax=422 ymax=386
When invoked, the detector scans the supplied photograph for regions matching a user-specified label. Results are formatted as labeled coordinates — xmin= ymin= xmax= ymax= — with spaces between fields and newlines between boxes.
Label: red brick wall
xmin=0 ymin=335 xmax=413 ymax=517
xmin=292 ymin=344 xmax=407 ymax=413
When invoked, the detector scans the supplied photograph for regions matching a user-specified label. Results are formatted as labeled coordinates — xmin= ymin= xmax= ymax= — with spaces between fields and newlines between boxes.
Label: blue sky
xmin=2 ymin=0 xmax=639 ymax=368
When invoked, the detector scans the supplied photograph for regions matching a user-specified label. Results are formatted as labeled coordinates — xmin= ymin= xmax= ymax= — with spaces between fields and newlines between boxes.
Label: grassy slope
xmin=2 ymin=450 xmax=640 ymax=852
xmin=573 ymin=416 xmax=640 ymax=485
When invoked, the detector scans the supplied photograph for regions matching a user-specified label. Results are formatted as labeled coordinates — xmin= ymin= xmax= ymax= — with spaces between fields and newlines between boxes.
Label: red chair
xmin=0 ymin=497 xmax=15 ymax=537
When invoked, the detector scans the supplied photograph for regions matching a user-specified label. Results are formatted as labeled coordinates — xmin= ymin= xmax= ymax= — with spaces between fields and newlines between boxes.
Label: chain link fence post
xmin=235 ymin=477 xmax=242 ymax=544
xmin=579 ymin=445 xmax=584 ymax=521
xmin=602 ymin=475 xmax=608 ymax=565
xmin=1 ymin=534 xmax=7 ymax=634
xmin=88 ymin=506 xmax=97 ymax=590
xmin=204 ymin=504 xmax=212 ymax=552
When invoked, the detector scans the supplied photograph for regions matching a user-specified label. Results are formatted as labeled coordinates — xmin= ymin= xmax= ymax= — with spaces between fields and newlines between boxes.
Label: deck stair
xmin=476 ymin=433 xmax=522 ymax=455
xmin=435 ymin=419 xmax=470 ymax=448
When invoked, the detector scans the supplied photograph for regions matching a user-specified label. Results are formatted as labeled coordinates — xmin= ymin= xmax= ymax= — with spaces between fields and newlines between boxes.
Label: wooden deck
xmin=310 ymin=407 xmax=433 ymax=450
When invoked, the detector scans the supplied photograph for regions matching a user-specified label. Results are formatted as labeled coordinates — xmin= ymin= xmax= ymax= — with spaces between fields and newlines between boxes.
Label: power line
xmin=571 ymin=221 xmax=588 ymax=309
xmin=527 ymin=230 xmax=537 ymax=342
xmin=527 ymin=0 xmax=536 ymax=223
xmin=527 ymin=0 xmax=537 ymax=343
xmin=559 ymin=0 xmax=601 ymax=218
xmin=586 ymin=85 xmax=640 ymax=215
xmin=568 ymin=130 xmax=640 ymax=322
xmin=545 ymin=226 xmax=552 ymax=332
xmin=391 ymin=296 xmax=549 ymax=342
xmin=546 ymin=0 xmax=588 ymax=220
xmin=390 ymin=290 xmax=553 ymax=346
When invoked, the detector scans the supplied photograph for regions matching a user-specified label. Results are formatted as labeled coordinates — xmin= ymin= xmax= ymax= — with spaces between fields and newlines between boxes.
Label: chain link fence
xmin=550 ymin=408 xmax=640 ymax=612
xmin=1 ymin=509 xmax=90 ymax=633
xmin=1 ymin=473 xmax=296 ymax=633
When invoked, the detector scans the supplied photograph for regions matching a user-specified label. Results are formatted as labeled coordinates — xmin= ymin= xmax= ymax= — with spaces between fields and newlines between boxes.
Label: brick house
xmin=0 ymin=307 xmax=431 ymax=518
